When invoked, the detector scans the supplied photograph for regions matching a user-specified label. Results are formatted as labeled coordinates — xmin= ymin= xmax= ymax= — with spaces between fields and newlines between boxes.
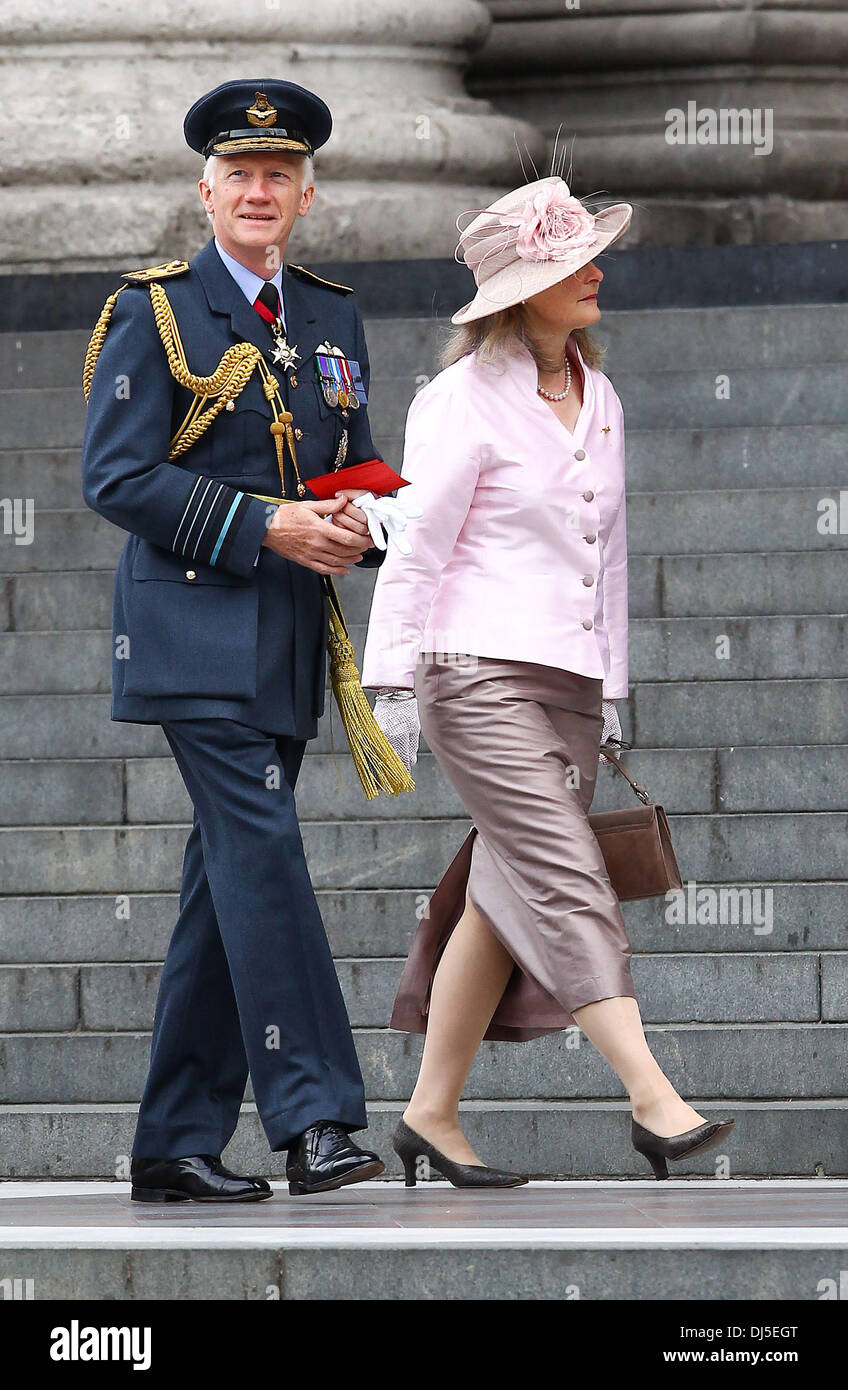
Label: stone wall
xmin=468 ymin=0 xmax=848 ymax=245
xmin=4 ymin=0 xmax=844 ymax=271
xmin=0 ymin=0 xmax=544 ymax=272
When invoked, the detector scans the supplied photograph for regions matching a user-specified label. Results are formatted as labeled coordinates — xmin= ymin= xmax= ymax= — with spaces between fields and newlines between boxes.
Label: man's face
xmin=199 ymin=152 xmax=314 ymax=264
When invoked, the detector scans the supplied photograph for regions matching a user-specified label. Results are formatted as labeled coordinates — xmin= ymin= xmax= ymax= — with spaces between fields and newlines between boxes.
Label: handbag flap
xmin=589 ymin=804 xmax=657 ymax=835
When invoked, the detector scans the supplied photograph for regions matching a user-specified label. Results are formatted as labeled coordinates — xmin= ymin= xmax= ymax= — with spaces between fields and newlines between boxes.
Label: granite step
xmin=4 ymin=424 xmax=848 ymax=510
xmin=6 ymin=423 xmax=848 ymax=531
xmin=0 ymin=745 xmax=845 ymax=826
xmin=1 ymin=1101 xmax=845 ymax=1180
xmin=1 ymin=881 xmax=843 ymax=965
xmin=3 ymin=616 xmax=846 ymax=695
xmin=4 ymin=549 xmax=848 ymax=631
xmin=0 ymin=680 xmax=844 ymax=760
xmin=0 ymin=951 xmax=834 ymax=1033
xmin=631 ymin=678 xmax=848 ymax=746
xmin=4 ymin=361 xmax=848 ymax=451
xmin=2 ymin=1212 xmax=845 ymax=1300
xmin=3 ymin=305 xmax=847 ymax=390
xmin=0 ymin=812 xmax=845 ymax=896
xmin=2 ymin=489 xmax=846 ymax=575
xmin=369 ymin=365 xmax=848 ymax=435
xmin=0 ymin=1024 xmax=845 ymax=1103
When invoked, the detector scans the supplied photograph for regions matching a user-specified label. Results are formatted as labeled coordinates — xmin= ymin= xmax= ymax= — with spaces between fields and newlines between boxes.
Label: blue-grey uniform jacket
xmin=81 ymin=237 xmax=386 ymax=738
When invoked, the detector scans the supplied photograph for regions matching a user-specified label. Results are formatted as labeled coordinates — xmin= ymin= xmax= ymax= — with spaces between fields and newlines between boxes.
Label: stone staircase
xmin=0 ymin=303 xmax=846 ymax=1184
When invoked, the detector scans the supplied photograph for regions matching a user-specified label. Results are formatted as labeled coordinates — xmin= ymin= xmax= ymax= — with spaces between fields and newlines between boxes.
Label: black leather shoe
xmin=130 ymin=1154 xmax=273 ymax=1203
xmin=286 ymin=1121 xmax=384 ymax=1195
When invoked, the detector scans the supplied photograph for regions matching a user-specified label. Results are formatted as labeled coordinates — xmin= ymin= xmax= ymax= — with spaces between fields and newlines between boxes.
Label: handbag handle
xmin=599 ymin=743 xmax=651 ymax=806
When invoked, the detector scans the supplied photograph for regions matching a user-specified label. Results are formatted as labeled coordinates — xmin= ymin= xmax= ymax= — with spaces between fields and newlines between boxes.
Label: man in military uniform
xmin=81 ymin=79 xmax=388 ymax=1199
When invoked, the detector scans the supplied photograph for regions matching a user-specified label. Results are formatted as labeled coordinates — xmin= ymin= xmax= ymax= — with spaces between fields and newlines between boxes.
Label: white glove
xmin=599 ymin=699 xmax=622 ymax=763
xmin=373 ymin=693 xmax=420 ymax=769
xmin=343 ymin=491 xmax=422 ymax=556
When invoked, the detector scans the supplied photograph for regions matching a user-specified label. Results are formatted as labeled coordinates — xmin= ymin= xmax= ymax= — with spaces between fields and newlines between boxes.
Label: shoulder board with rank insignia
xmin=121 ymin=259 xmax=191 ymax=284
xmin=287 ymin=263 xmax=354 ymax=295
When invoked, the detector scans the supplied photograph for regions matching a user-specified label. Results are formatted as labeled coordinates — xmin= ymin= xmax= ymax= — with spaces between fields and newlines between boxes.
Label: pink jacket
xmin=360 ymin=338 xmax=629 ymax=700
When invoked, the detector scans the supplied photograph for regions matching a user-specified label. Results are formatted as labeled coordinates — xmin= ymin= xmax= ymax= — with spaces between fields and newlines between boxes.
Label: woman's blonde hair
xmin=439 ymin=304 xmax=604 ymax=374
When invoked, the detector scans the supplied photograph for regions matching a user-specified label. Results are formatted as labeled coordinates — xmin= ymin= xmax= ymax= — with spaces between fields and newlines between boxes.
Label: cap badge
xmin=246 ymin=92 xmax=278 ymax=128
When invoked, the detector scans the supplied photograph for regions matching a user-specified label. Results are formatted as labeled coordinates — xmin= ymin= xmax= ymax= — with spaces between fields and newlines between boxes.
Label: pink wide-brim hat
xmin=451 ymin=175 xmax=633 ymax=325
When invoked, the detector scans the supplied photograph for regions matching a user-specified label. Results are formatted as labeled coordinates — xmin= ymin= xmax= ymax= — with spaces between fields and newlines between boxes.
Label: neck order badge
xmin=253 ymin=284 xmax=301 ymax=372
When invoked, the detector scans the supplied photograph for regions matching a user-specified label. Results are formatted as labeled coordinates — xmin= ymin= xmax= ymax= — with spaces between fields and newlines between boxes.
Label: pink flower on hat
xmin=501 ymin=181 xmax=597 ymax=263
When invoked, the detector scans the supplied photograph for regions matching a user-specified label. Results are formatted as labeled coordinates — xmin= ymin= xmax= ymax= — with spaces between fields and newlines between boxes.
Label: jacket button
xmin=294 ymin=428 xmax=303 ymax=440
xmin=582 ymin=619 xmax=593 ymax=630
xmin=584 ymin=533 xmax=596 ymax=543
xmin=185 ymin=570 xmax=196 ymax=580
xmin=225 ymin=400 xmax=235 ymax=412
xmin=290 ymin=375 xmax=298 ymax=388
xmin=574 ymin=448 xmax=587 ymax=461
xmin=583 ymin=489 xmax=594 ymax=501
xmin=582 ymin=575 xmax=594 ymax=586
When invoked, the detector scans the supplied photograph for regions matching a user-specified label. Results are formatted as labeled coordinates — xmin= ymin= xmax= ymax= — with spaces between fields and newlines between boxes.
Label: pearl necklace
xmin=537 ymin=354 xmax=572 ymax=402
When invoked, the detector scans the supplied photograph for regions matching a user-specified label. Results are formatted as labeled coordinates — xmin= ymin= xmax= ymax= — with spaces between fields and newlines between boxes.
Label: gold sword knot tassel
xmin=270 ymin=414 xmax=307 ymax=496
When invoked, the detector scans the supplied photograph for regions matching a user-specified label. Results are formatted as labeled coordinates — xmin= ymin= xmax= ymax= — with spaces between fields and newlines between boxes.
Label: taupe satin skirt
xmin=390 ymin=654 xmax=636 ymax=1042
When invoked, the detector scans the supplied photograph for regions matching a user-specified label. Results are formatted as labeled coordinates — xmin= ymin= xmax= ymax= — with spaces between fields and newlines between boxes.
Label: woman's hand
xmin=599 ymin=699 xmax=622 ymax=762
xmin=333 ymin=488 xmax=422 ymax=555
xmin=329 ymin=487 xmax=372 ymax=543
xmin=373 ymin=690 xmax=420 ymax=769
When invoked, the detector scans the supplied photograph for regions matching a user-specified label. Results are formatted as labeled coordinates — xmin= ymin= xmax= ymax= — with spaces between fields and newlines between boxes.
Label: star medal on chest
xmin=315 ymin=342 xmax=367 ymax=412
xmin=270 ymin=318 xmax=301 ymax=372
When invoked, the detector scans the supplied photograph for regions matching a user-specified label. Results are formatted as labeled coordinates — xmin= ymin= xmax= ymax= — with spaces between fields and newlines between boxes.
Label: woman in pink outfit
xmin=360 ymin=176 xmax=733 ymax=1186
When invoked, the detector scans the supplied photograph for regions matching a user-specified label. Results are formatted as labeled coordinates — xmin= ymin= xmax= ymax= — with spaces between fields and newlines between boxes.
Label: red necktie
xmin=253 ymin=282 xmax=281 ymax=324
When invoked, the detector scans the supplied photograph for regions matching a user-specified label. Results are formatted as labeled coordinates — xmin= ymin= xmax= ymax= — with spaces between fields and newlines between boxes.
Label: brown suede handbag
xmin=588 ymin=745 xmax=683 ymax=902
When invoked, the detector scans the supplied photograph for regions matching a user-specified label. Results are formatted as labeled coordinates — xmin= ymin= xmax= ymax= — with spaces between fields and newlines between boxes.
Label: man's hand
xmin=261 ymin=497 xmax=369 ymax=574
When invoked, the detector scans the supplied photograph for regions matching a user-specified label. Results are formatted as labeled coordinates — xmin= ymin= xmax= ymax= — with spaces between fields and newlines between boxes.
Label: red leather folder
xmin=306 ymin=458 xmax=408 ymax=499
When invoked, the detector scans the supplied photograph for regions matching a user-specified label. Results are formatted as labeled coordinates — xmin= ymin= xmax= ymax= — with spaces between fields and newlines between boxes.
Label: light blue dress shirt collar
xmin=214 ymin=237 xmax=286 ymax=329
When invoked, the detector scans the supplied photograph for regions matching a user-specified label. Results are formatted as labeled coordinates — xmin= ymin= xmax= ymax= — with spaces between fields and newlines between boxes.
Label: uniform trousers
xmin=132 ymin=717 xmax=366 ymax=1158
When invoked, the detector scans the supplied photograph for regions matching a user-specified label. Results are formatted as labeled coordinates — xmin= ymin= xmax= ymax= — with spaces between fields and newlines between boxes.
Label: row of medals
xmin=316 ymin=338 xmax=360 ymax=411
xmin=269 ymin=324 xmax=360 ymax=412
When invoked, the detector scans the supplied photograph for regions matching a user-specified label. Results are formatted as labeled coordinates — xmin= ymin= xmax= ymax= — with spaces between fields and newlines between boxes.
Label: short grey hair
xmin=202 ymin=153 xmax=315 ymax=192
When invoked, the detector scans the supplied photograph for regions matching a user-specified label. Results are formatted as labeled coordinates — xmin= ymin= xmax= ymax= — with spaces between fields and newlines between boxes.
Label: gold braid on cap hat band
xmin=81 ymin=280 xmax=414 ymax=801
xmin=83 ymin=281 xmax=305 ymax=497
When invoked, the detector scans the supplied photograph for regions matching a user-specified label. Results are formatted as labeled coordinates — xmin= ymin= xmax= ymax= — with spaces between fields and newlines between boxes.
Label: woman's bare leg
xmin=572 ymin=995 xmax=708 ymax=1136
xmin=402 ymin=893 xmax=515 ymax=1165
xmin=403 ymin=917 xmax=707 ymax=1162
